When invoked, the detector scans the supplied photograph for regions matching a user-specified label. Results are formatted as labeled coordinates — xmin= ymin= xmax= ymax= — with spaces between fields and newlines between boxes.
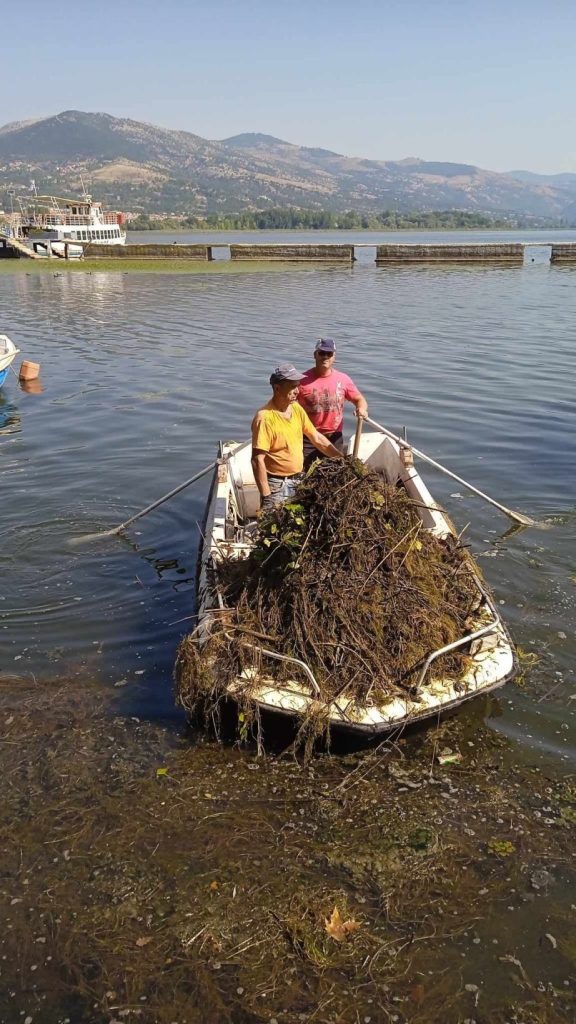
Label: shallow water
xmin=1 ymin=235 xmax=575 ymax=759
xmin=1 ymin=232 xmax=575 ymax=1021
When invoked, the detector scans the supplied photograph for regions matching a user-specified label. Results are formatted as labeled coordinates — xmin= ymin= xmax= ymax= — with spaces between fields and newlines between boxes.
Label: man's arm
xmin=251 ymin=448 xmax=271 ymax=497
xmin=352 ymin=392 xmax=368 ymax=419
xmin=310 ymin=430 xmax=344 ymax=459
xmin=344 ymin=374 xmax=368 ymax=419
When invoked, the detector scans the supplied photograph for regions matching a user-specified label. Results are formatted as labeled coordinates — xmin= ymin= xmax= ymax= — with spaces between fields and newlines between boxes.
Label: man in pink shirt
xmin=298 ymin=338 xmax=368 ymax=470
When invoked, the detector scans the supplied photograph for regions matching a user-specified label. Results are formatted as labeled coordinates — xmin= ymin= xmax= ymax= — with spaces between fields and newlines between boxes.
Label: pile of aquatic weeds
xmin=177 ymin=458 xmax=482 ymax=718
xmin=2 ymin=671 xmax=574 ymax=1024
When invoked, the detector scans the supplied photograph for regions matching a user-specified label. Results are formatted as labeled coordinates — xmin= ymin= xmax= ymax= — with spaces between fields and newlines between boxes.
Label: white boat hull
xmin=195 ymin=432 xmax=518 ymax=735
xmin=0 ymin=334 xmax=19 ymax=376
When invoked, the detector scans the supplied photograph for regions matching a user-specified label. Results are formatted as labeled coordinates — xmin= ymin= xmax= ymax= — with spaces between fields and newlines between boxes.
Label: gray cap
xmin=269 ymin=363 xmax=304 ymax=385
xmin=315 ymin=338 xmax=336 ymax=354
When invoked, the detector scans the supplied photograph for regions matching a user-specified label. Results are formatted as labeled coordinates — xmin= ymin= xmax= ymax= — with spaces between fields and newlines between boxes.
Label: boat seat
xmin=228 ymin=449 xmax=261 ymax=520
xmin=350 ymin=433 xmax=401 ymax=485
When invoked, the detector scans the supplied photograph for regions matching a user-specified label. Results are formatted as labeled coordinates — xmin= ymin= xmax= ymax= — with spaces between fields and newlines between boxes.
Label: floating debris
xmin=437 ymin=748 xmax=464 ymax=766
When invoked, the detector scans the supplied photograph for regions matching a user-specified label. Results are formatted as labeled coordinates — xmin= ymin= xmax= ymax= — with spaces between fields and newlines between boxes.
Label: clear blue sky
xmin=2 ymin=0 xmax=575 ymax=173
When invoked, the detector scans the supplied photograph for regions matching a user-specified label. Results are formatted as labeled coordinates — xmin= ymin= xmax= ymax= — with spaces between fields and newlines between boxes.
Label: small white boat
xmin=195 ymin=431 xmax=518 ymax=736
xmin=0 ymin=335 xmax=19 ymax=388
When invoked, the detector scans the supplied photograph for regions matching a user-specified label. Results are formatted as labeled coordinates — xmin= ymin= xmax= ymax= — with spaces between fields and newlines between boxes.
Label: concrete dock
xmin=0 ymin=235 xmax=43 ymax=259
xmin=375 ymin=243 xmax=524 ymax=266
xmin=229 ymin=244 xmax=355 ymax=263
xmin=1 ymin=234 xmax=574 ymax=266
xmin=550 ymin=244 xmax=576 ymax=264
xmin=83 ymin=243 xmax=213 ymax=260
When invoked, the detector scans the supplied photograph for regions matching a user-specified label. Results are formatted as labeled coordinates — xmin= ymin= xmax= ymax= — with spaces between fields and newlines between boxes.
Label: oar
xmin=352 ymin=415 xmax=364 ymax=458
xmin=72 ymin=439 xmax=251 ymax=543
xmin=365 ymin=416 xmax=535 ymax=527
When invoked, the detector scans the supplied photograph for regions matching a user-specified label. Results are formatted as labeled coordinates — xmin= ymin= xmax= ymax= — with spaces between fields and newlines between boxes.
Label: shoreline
xmin=0 ymin=258 xmax=329 ymax=275
xmin=128 ymin=225 xmax=576 ymax=233
xmin=1 ymin=672 xmax=574 ymax=1024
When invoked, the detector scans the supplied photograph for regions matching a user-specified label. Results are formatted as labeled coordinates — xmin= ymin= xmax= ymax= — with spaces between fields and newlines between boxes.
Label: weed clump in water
xmin=176 ymin=459 xmax=482 ymax=726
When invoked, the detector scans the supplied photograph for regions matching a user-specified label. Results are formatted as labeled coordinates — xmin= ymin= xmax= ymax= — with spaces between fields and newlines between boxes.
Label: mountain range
xmin=0 ymin=110 xmax=575 ymax=221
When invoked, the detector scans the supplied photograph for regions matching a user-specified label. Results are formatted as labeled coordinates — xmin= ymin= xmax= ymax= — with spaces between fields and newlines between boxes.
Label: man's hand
xmin=261 ymin=493 xmax=274 ymax=511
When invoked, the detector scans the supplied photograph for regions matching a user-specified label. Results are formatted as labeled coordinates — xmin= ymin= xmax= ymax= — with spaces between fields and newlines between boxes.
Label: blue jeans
xmin=263 ymin=473 xmax=304 ymax=509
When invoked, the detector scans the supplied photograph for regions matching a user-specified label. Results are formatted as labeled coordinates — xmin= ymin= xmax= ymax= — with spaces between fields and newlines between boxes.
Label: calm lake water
xmin=1 ymin=231 xmax=575 ymax=762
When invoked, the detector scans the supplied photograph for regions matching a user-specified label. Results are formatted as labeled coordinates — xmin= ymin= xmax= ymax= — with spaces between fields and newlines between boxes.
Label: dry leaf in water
xmin=324 ymin=906 xmax=361 ymax=942
xmin=135 ymin=936 xmax=152 ymax=947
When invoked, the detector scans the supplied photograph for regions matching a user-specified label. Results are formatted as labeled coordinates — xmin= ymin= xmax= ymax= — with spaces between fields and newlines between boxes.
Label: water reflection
xmin=19 ymin=377 xmax=44 ymax=394
xmin=0 ymin=390 xmax=20 ymax=435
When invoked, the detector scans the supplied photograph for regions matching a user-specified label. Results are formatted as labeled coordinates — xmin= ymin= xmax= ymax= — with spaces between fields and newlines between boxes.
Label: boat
xmin=194 ymin=430 xmax=518 ymax=736
xmin=5 ymin=189 xmax=126 ymax=259
xmin=0 ymin=335 xmax=19 ymax=388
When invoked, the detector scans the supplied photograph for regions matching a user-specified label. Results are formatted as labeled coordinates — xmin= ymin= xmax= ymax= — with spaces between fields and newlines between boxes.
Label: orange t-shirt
xmin=251 ymin=401 xmax=317 ymax=476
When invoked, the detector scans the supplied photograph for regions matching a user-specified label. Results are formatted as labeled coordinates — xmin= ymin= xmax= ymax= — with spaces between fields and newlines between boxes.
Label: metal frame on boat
xmin=195 ymin=431 xmax=518 ymax=735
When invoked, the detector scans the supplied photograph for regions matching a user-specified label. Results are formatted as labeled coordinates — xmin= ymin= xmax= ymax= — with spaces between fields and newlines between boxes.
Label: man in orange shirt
xmin=251 ymin=364 xmax=343 ymax=509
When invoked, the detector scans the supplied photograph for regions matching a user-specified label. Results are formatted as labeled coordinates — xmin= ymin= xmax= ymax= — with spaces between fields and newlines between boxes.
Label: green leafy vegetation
xmin=130 ymin=207 xmax=569 ymax=231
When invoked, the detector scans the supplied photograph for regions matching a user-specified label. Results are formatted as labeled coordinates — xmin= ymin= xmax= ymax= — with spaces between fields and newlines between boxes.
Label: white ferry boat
xmin=10 ymin=190 xmax=127 ymax=258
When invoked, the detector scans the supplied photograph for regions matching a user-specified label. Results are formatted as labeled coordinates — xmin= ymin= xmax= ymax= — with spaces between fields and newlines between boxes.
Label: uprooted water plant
xmin=176 ymin=458 xmax=483 ymax=727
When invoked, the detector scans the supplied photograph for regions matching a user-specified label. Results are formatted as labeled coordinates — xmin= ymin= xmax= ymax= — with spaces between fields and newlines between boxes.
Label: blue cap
xmin=269 ymin=363 xmax=304 ymax=385
xmin=315 ymin=338 xmax=336 ymax=354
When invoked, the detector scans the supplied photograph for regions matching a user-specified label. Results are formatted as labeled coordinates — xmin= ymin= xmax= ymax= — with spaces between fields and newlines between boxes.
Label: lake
xmin=1 ymin=230 xmax=574 ymax=751
xmin=1 ymin=230 xmax=575 ymax=1022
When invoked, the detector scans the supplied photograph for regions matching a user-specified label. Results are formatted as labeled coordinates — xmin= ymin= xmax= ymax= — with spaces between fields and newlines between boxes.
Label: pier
xmin=229 ymin=244 xmax=354 ymax=263
xmin=0 ymin=234 xmax=43 ymax=259
xmin=375 ymin=243 xmax=524 ymax=265
xmin=1 ymin=234 xmax=574 ymax=266
xmin=550 ymin=244 xmax=576 ymax=264
xmin=83 ymin=242 xmax=213 ymax=260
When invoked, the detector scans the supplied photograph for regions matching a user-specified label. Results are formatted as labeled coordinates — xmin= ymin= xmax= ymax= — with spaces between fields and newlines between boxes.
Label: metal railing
xmin=413 ymin=622 xmax=498 ymax=693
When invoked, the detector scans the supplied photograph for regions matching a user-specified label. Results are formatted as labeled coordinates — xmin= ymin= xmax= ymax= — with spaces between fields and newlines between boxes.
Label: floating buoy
xmin=19 ymin=360 xmax=40 ymax=381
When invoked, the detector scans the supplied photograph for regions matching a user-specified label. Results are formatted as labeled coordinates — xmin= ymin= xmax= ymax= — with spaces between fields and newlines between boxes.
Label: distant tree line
xmin=129 ymin=208 xmax=569 ymax=231
xmin=182 ymin=209 xmax=514 ymax=230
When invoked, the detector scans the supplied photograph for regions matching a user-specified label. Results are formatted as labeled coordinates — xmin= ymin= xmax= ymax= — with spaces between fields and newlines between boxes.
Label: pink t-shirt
xmin=297 ymin=368 xmax=361 ymax=433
